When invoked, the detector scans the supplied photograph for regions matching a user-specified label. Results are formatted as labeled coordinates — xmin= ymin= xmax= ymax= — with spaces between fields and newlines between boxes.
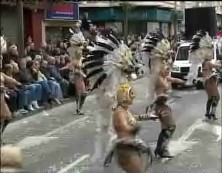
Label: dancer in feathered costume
xmin=187 ymin=30 xmax=221 ymax=120
xmin=142 ymin=33 xmax=185 ymax=158
xmin=65 ymin=21 xmax=88 ymax=115
xmin=142 ymin=32 xmax=173 ymax=107
xmin=82 ymin=32 xmax=145 ymax=164
xmin=104 ymin=83 xmax=157 ymax=173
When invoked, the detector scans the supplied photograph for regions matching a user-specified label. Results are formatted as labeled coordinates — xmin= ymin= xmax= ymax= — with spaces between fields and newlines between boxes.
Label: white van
xmin=171 ymin=40 xmax=220 ymax=89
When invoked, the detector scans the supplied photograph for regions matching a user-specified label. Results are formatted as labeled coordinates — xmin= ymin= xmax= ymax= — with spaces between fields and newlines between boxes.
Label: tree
xmin=119 ymin=2 xmax=134 ymax=43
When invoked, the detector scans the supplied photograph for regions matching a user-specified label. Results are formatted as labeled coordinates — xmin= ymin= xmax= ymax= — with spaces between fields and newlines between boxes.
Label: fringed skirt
xmin=104 ymin=138 xmax=153 ymax=172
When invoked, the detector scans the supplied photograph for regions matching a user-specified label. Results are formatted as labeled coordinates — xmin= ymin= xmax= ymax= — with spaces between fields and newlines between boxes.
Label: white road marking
xmin=44 ymin=116 xmax=89 ymax=137
xmin=57 ymin=155 xmax=90 ymax=173
xmin=16 ymin=116 xmax=89 ymax=149
xmin=197 ymin=121 xmax=222 ymax=141
xmin=17 ymin=136 xmax=58 ymax=150
xmin=150 ymin=118 xmax=221 ymax=162
xmin=178 ymin=119 xmax=203 ymax=141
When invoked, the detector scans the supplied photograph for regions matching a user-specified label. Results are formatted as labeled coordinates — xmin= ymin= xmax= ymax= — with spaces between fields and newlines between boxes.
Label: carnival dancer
xmin=104 ymin=83 xmax=158 ymax=173
xmin=187 ymin=30 xmax=222 ymax=120
xmin=142 ymin=33 xmax=185 ymax=158
xmin=153 ymin=64 xmax=185 ymax=158
xmin=64 ymin=21 xmax=88 ymax=115
xmin=82 ymin=31 xmax=145 ymax=164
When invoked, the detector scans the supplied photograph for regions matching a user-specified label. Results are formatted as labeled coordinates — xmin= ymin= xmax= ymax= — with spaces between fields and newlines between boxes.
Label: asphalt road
xmin=3 ymin=78 xmax=222 ymax=173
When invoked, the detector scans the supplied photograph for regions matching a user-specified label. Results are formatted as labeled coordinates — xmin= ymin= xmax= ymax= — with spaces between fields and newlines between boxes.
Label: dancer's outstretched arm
xmin=167 ymin=76 xmax=186 ymax=85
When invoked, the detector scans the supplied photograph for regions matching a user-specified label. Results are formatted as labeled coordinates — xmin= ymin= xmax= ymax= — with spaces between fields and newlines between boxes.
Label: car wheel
xmin=196 ymin=81 xmax=204 ymax=89
xmin=172 ymin=83 xmax=178 ymax=89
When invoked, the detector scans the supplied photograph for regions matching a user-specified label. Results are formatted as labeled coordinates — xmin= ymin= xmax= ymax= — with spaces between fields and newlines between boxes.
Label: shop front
xmin=79 ymin=7 xmax=183 ymax=37
xmin=43 ymin=2 xmax=79 ymax=44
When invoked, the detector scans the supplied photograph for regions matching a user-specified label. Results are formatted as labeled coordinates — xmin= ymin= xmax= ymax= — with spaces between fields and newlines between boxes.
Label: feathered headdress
xmin=143 ymin=32 xmax=171 ymax=60
xmin=1 ymin=36 xmax=7 ymax=54
xmin=82 ymin=33 xmax=136 ymax=91
xmin=64 ymin=20 xmax=86 ymax=48
xmin=186 ymin=30 xmax=213 ymax=85
xmin=152 ymin=39 xmax=171 ymax=61
xmin=65 ymin=21 xmax=87 ymax=61
xmin=189 ymin=30 xmax=213 ymax=61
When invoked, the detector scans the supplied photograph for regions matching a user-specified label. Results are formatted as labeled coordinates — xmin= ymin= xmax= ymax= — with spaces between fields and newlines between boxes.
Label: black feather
xmin=95 ymin=42 xmax=114 ymax=51
xmin=91 ymin=73 xmax=107 ymax=91
xmin=82 ymin=55 xmax=104 ymax=63
xmin=87 ymin=68 xmax=104 ymax=79
xmin=107 ymin=34 xmax=120 ymax=47
xmin=84 ymin=61 xmax=104 ymax=69
xmin=89 ymin=50 xmax=108 ymax=57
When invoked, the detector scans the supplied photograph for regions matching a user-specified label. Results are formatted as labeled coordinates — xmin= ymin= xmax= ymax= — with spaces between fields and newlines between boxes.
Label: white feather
xmin=1 ymin=36 xmax=7 ymax=54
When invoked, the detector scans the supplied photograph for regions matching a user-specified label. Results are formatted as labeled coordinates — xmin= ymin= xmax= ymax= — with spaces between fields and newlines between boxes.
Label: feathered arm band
xmin=133 ymin=113 xmax=158 ymax=121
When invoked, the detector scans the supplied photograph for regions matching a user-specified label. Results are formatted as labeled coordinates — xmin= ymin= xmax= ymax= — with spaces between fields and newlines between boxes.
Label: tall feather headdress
xmin=186 ymin=30 xmax=213 ymax=85
xmin=64 ymin=21 xmax=86 ymax=60
xmin=64 ymin=20 xmax=86 ymax=48
xmin=189 ymin=30 xmax=213 ymax=62
xmin=142 ymin=32 xmax=171 ymax=105
xmin=83 ymin=33 xmax=138 ymax=91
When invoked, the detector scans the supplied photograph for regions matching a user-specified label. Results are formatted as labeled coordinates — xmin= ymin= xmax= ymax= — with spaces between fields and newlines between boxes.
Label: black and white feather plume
xmin=186 ymin=30 xmax=213 ymax=85
xmin=83 ymin=33 xmax=136 ymax=91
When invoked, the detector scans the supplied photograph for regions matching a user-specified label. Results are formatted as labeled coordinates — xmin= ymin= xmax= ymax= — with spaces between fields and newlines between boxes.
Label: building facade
xmin=79 ymin=3 xmax=183 ymax=38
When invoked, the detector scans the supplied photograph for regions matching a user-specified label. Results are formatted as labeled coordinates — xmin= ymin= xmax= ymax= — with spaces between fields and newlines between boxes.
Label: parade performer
xmin=104 ymin=83 xmax=157 ymax=173
xmin=65 ymin=21 xmax=88 ymax=115
xmin=82 ymin=32 xmax=144 ymax=164
xmin=142 ymin=33 xmax=185 ymax=158
xmin=187 ymin=30 xmax=221 ymax=120
xmin=0 ymin=36 xmax=21 ymax=143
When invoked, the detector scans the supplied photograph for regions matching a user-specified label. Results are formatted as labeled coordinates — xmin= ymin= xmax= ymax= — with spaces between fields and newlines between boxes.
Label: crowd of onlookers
xmin=1 ymin=37 xmax=81 ymax=118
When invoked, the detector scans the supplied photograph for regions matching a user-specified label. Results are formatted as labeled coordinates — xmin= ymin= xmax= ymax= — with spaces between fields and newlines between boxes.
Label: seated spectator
xmin=46 ymin=56 xmax=69 ymax=98
xmin=33 ymin=60 xmax=63 ymax=104
xmin=59 ymin=54 xmax=66 ymax=68
xmin=26 ymin=56 xmax=32 ymax=63
xmin=1 ymin=69 xmax=21 ymax=139
xmin=34 ymin=54 xmax=42 ymax=62
xmin=26 ymin=60 xmax=52 ymax=105
xmin=8 ymin=45 xmax=19 ymax=63
xmin=26 ymin=42 xmax=38 ymax=60
xmin=4 ymin=64 xmax=29 ymax=115
xmin=17 ymin=58 xmax=42 ymax=111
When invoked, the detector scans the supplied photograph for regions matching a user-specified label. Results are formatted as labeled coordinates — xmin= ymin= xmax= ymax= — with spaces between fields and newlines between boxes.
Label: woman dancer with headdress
xmin=142 ymin=33 xmax=185 ymax=158
xmin=82 ymin=31 xmax=145 ymax=164
xmin=64 ymin=21 xmax=88 ymax=115
xmin=104 ymin=83 xmax=157 ymax=173
xmin=187 ymin=30 xmax=222 ymax=120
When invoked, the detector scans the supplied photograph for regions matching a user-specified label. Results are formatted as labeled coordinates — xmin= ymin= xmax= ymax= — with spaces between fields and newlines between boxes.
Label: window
xmin=176 ymin=46 xmax=189 ymax=60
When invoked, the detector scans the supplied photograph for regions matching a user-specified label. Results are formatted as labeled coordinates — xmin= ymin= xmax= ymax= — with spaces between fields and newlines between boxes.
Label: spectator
xmin=26 ymin=42 xmax=38 ymax=59
xmin=46 ymin=56 xmax=69 ymax=98
xmin=17 ymin=58 xmax=42 ymax=110
xmin=4 ymin=63 xmax=30 ymax=115
xmin=8 ymin=45 xmax=19 ymax=63
xmin=26 ymin=60 xmax=52 ymax=105
xmin=59 ymin=54 xmax=66 ymax=68
xmin=33 ymin=60 xmax=63 ymax=104
xmin=0 ymin=61 xmax=21 ymax=139
xmin=4 ymin=64 xmax=20 ymax=117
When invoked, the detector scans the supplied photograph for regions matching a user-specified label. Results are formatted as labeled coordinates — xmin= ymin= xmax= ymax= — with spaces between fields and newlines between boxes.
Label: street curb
xmin=11 ymin=98 xmax=75 ymax=123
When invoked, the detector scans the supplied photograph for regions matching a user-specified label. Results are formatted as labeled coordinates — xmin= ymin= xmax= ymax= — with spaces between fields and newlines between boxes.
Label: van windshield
xmin=176 ymin=46 xmax=189 ymax=60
